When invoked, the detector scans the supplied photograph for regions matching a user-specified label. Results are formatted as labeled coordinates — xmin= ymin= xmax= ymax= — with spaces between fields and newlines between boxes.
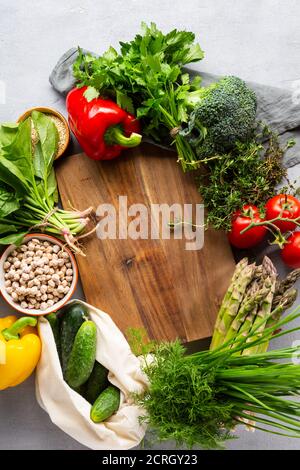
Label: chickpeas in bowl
xmin=0 ymin=234 xmax=78 ymax=315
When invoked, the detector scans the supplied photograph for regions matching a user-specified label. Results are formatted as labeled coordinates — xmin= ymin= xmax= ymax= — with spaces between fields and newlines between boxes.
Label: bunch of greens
xmin=73 ymin=22 xmax=205 ymax=170
xmin=73 ymin=23 xmax=290 ymax=227
xmin=198 ymin=127 xmax=290 ymax=231
xmin=0 ymin=112 xmax=93 ymax=252
xmin=132 ymin=258 xmax=300 ymax=449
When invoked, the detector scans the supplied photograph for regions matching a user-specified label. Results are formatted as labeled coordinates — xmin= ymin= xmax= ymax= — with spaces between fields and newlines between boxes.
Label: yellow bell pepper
xmin=0 ymin=315 xmax=41 ymax=391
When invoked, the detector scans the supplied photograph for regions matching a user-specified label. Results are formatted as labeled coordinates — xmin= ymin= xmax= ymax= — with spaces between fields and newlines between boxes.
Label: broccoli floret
xmin=179 ymin=76 xmax=257 ymax=158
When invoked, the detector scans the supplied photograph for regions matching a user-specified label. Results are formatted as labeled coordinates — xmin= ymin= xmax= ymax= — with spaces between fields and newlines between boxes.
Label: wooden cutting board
xmin=56 ymin=143 xmax=235 ymax=342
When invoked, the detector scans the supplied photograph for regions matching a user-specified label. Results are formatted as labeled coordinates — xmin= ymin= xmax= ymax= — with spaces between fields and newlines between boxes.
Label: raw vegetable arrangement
xmin=47 ymin=302 xmax=121 ymax=423
xmin=0 ymin=21 xmax=300 ymax=452
xmin=130 ymin=257 xmax=300 ymax=448
xmin=72 ymin=22 xmax=299 ymax=263
xmin=73 ymin=24 xmax=258 ymax=172
xmin=0 ymin=112 xmax=93 ymax=253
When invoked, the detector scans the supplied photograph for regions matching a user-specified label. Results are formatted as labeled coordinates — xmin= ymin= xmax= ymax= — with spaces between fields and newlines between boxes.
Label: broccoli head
xmin=179 ymin=76 xmax=257 ymax=158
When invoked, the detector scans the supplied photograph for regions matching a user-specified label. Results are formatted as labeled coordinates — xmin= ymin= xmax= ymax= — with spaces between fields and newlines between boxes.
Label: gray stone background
xmin=0 ymin=0 xmax=300 ymax=450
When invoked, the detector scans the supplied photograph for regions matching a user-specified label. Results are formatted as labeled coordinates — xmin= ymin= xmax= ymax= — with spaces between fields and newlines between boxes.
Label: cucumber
xmin=73 ymin=382 xmax=87 ymax=396
xmin=90 ymin=385 xmax=121 ymax=423
xmin=46 ymin=312 xmax=61 ymax=360
xmin=65 ymin=321 xmax=97 ymax=389
xmin=85 ymin=361 xmax=109 ymax=404
xmin=59 ymin=302 xmax=87 ymax=375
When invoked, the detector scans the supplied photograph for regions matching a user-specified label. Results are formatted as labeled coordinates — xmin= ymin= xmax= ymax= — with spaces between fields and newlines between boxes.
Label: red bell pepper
xmin=66 ymin=86 xmax=142 ymax=160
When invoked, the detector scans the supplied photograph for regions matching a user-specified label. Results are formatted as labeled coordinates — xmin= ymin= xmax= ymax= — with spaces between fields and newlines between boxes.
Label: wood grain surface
xmin=56 ymin=143 xmax=235 ymax=342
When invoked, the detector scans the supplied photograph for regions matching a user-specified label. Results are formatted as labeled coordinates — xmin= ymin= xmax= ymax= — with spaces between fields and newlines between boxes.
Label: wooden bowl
xmin=17 ymin=106 xmax=70 ymax=159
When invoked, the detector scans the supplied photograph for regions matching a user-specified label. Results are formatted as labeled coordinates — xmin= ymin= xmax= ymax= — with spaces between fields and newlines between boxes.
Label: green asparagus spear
xmin=223 ymin=285 xmax=268 ymax=345
xmin=256 ymin=288 xmax=298 ymax=354
xmin=272 ymin=269 xmax=300 ymax=308
xmin=213 ymin=258 xmax=248 ymax=326
xmin=211 ymin=259 xmax=248 ymax=349
xmin=241 ymin=257 xmax=277 ymax=355
xmin=244 ymin=277 xmax=276 ymax=355
xmin=210 ymin=260 xmax=255 ymax=350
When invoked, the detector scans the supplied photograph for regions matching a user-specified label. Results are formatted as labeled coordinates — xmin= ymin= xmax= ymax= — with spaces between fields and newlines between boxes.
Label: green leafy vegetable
xmin=32 ymin=110 xmax=58 ymax=178
xmin=198 ymin=126 xmax=289 ymax=230
xmin=73 ymin=22 xmax=204 ymax=170
xmin=2 ymin=119 xmax=35 ymax=187
xmin=0 ymin=112 xmax=93 ymax=252
xmin=135 ymin=258 xmax=300 ymax=449
xmin=126 ymin=327 xmax=156 ymax=356
xmin=0 ymin=231 xmax=28 ymax=246
xmin=0 ymin=122 xmax=19 ymax=148
xmin=83 ymin=86 xmax=100 ymax=102
xmin=74 ymin=23 xmax=290 ymax=227
xmin=0 ymin=222 xmax=18 ymax=235
xmin=0 ymin=185 xmax=20 ymax=217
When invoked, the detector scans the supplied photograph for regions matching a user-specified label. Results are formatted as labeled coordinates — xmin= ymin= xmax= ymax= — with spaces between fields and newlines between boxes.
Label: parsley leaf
xmin=73 ymin=22 xmax=204 ymax=170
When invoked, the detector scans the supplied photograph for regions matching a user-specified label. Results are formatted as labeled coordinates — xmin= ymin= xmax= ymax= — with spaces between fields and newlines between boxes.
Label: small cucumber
xmin=90 ymin=385 xmax=121 ymax=423
xmin=59 ymin=301 xmax=87 ymax=375
xmin=85 ymin=361 xmax=109 ymax=404
xmin=46 ymin=312 xmax=61 ymax=360
xmin=65 ymin=321 xmax=97 ymax=389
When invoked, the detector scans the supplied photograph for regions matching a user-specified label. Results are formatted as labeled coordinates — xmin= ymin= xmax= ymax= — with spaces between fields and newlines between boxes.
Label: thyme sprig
xmin=198 ymin=126 xmax=294 ymax=231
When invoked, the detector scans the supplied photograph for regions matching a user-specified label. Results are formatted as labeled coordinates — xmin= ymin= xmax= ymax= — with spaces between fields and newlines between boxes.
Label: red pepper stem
xmin=2 ymin=317 xmax=37 ymax=341
xmin=105 ymin=126 xmax=142 ymax=148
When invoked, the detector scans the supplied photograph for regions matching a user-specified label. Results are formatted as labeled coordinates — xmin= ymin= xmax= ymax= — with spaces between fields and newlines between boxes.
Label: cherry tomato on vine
xmin=265 ymin=194 xmax=300 ymax=232
xmin=228 ymin=204 xmax=267 ymax=249
xmin=281 ymin=232 xmax=300 ymax=268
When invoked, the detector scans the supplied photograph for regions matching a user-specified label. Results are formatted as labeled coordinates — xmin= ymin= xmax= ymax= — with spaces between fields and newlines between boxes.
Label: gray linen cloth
xmin=50 ymin=47 xmax=300 ymax=168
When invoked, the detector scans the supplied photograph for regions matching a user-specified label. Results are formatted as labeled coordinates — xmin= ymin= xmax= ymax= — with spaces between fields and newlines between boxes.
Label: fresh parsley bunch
xmin=73 ymin=22 xmax=204 ymax=170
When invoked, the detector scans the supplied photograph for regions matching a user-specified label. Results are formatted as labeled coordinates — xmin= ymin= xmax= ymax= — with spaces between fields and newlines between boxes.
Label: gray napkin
xmin=50 ymin=47 xmax=300 ymax=168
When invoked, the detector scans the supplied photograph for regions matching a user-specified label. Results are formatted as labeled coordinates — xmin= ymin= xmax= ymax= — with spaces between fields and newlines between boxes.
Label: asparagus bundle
xmin=135 ymin=257 xmax=300 ymax=449
xmin=210 ymin=256 xmax=298 ymax=352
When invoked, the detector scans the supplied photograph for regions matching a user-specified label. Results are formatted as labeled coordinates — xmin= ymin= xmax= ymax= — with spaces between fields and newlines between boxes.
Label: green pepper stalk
xmin=2 ymin=317 xmax=37 ymax=341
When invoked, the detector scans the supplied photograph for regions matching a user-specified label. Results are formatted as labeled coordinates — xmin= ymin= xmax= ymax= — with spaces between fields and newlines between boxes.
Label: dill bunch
xmin=198 ymin=126 xmax=292 ymax=231
xmin=135 ymin=307 xmax=300 ymax=449
xmin=136 ymin=341 xmax=235 ymax=449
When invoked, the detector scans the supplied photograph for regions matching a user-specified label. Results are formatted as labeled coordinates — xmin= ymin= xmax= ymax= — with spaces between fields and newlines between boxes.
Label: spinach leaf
xmin=0 ymin=222 xmax=17 ymax=235
xmin=47 ymin=167 xmax=58 ymax=203
xmin=33 ymin=140 xmax=44 ymax=180
xmin=0 ymin=154 xmax=29 ymax=194
xmin=2 ymin=118 xmax=35 ymax=186
xmin=32 ymin=111 xmax=58 ymax=181
xmin=0 ymin=185 xmax=20 ymax=217
xmin=0 ymin=122 xmax=19 ymax=148
xmin=0 ymin=231 xmax=28 ymax=246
